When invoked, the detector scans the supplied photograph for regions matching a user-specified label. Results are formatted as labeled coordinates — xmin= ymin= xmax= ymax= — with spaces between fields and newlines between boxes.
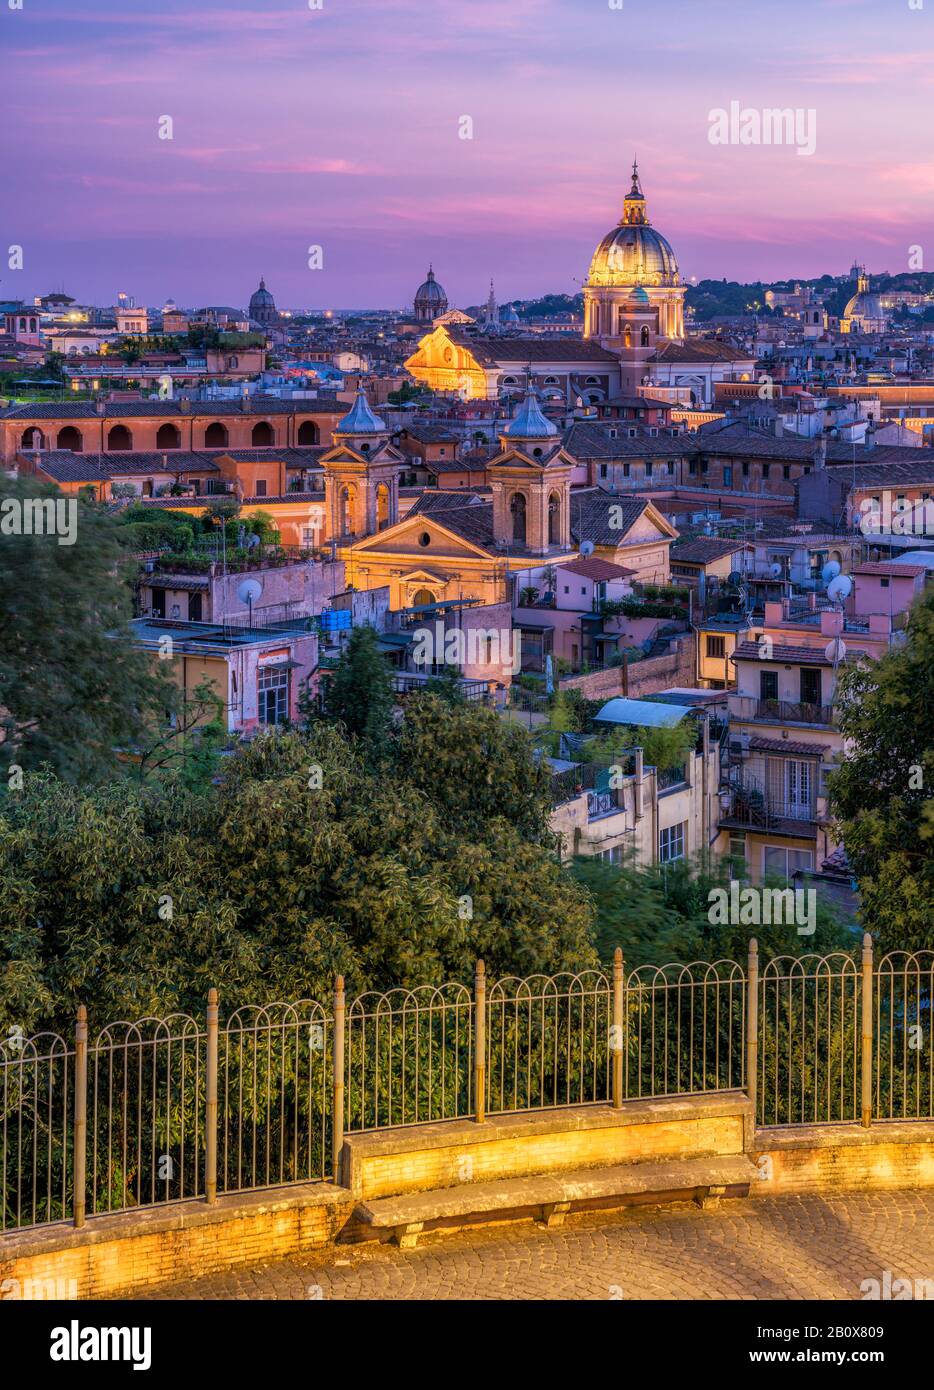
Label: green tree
xmin=828 ymin=587 xmax=934 ymax=953
xmin=0 ymin=478 xmax=174 ymax=784
xmin=320 ymin=625 xmax=394 ymax=749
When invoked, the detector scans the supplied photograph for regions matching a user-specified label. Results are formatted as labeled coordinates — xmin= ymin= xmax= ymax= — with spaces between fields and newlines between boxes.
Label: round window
xmin=419 ymin=531 xmax=431 ymax=547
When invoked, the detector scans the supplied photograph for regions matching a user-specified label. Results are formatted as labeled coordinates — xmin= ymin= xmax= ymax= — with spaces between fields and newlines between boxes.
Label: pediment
xmin=346 ymin=512 xmax=494 ymax=561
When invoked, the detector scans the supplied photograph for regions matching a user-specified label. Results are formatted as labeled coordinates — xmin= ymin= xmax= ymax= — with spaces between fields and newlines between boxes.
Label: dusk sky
xmin=5 ymin=0 xmax=932 ymax=311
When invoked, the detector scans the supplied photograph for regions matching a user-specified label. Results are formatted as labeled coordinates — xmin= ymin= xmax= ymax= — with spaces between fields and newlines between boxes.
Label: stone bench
xmin=354 ymin=1153 xmax=758 ymax=1247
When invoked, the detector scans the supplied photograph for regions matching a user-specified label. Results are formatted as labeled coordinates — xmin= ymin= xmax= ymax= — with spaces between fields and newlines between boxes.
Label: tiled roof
xmin=732 ymin=640 xmax=834 ymax=666
xmin=556 ymin=556 xmax=635 ymax=580
xmin=569 ymin=490 xmax=651 ymax=546
xmin=697 ymin=423 xmax=921 ymax=466
xmin=407 ymin=491 xmax=487 ymax=515
xmin=563 ymin=421 xmax=691 ymax=460
xmin=748 ymin=736 xmax=830 ymax=756
xmin=652 ymin=340 xmax=756 ymax=364
xmin=852 ymin=561 xmax=926 ymax=578
xmin=843 ymin=458 xmax=934 ymax=487
xmin=30 ymin=452 xmax=111 ymax=482
xmin=670 ymin=537 xmax=748 ymax=564
xmin=1 ymin=399 xmax=343 ymax=421
xmin=445 ymin=331 xmax=618 ymax=367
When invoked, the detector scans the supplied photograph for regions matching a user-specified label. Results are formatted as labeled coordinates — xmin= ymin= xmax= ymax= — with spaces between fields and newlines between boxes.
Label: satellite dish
xmin=825 ymin=637 xmax=847 ymax=665
xmin=237 ymin=577 xmax=262 ymax=619
xmin=580 ymin=540 xmax=595 ymax=557
xmin=821 ymin=560 xmax=841 ymax=584
xmin=827 ymin=574 xmax=853 ymax=602
xmin=769 ymin=562 xmax=783 ymax=579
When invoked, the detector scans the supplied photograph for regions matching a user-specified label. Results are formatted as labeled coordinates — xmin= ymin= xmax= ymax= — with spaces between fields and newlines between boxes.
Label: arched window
xmin=156 ymin=423 xmax=181 ymax=450
xmin=412 ymin=588 xmax=435 ymax=609
xmin=251 ymin=421 xmax=274 ymax=446
xmin=57 ymin=426 xmax=83 ymax=452
xmin=623 ymin=325 xmax=632 ymax=349
xmin=297 ymin=420 xmax=319 ymax=445
xmin=548 ymin=491 xmax=561 ymax=546
xmin=204 ymin=422 xmax=228 ymax=448
xmin=20 ymin=428 xmax=45 ymax=450
xmin=641 ymin=325 xmax=650 ymax=347
xmin=510 ymin=492 xmax=527 ymax=544
xmin=376 ymin=483 xmax=390 ymax=531
xmin=107 ymin=425 xmax=132 ymax=451
xmin=339 ymin=485 xmax=356 ymax=537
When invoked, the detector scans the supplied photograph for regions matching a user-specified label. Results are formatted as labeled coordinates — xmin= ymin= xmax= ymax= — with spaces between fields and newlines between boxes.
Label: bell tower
xmin=488 ymin=385 xmax=573 ymax=556
xmin=323 ymin=387 xmax=400 ymax=542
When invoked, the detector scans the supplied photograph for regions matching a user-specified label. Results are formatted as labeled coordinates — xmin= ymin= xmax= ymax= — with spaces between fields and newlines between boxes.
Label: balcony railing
xmin=723 ymin=786 xmax=819 ymax=830
xmin=754 ymin=698 xmax=834 ymax=726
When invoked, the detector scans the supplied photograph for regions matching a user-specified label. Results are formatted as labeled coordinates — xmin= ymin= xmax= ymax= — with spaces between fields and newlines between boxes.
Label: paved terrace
xmin=134 ymin=1192 xmax=934 ymax=1301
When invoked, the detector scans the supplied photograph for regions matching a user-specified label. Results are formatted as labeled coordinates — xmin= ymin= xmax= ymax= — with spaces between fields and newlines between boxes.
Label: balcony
xmin=754 ymin=698 xmax=835 ymax=726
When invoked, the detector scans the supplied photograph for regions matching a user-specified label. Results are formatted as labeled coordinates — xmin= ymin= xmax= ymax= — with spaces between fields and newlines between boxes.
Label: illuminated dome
xmin=587 ymin=164 xmax=680 ymax=289
xmin=843 ymin=267 xmax=885 ymax=333
xmin=414 ymin=266 xmax=448 ymax=322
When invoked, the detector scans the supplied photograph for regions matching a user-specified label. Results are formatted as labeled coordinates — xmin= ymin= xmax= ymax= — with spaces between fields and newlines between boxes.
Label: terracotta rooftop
xmin=851 ymin=562 xmax=926 ymax=578
xmin=556 ymin=556 xmax=636 ymax=581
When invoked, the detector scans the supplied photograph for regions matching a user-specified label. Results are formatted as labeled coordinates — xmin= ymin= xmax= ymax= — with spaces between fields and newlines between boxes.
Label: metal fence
xmin=3 ymin=939 xmax=933 ymax=1235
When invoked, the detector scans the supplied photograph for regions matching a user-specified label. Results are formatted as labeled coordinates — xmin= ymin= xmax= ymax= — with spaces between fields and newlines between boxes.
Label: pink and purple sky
xmin=4 ymin=0 xmax=932 ymax=310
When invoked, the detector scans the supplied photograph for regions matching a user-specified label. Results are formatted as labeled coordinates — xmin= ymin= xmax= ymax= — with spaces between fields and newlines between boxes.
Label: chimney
xmin=96 ymin=399 xmax=106 ymax=417
xmin=814 ymin=433 xmax=827 ymax=470
xmin=633 ymin=748 xmax=644 ymax=820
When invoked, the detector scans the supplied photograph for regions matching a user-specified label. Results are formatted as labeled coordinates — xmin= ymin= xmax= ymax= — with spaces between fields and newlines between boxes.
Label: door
xmin=799 ymin=668 xmax=822 ymax=709
xmin=785 ymin=759 xmax=813 ymax=819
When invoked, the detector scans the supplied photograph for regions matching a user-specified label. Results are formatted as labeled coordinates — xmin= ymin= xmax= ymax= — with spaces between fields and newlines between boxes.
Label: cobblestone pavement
xmin=137 ymin=1192 xmax=934 ymax=1300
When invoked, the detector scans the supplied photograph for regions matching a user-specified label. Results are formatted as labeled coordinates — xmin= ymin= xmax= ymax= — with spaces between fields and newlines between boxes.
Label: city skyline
xmin=4 ymin=0 xmax=933 ymax=308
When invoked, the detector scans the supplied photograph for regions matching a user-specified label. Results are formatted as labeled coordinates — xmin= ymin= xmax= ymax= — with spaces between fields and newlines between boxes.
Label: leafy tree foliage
xmin=572 ymin=854 xmax=850 ymax=971
xmin=320 ymin=624 xmax=394 ymax=749
xmin=0 ymin=478 xmax=174 ymax=785
xmin=0 ymin=710 xmax=597 ymax=1037
xmin=828 ymin=587 xmax=934 ymax=953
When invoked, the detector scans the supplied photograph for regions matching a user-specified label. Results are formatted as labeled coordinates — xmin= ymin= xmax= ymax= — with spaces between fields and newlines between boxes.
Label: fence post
xmin=474 ymin=960 xmax=486 ymax=1124
xmin=746 ymin=939 xmax=758 ymax=1126
xmin=73 ymin=1005 xmax=88 ymax=1229
xmin=612 ymin=948 xmax=624 ymax=1109
xmin=861 ymin=933 xmax=873 ymax=1129
xmin=332 ymin=976 xmax=345 ymax=1182
xmin=205 ymin=988 xmax=218 ymax=1204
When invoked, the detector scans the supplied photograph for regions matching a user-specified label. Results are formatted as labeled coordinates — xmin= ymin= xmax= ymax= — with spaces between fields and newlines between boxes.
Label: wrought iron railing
xmin=754 ymin=698 xmax=835 ymax=726
xmin=3 ymin=941 xmax=932 ymax=1235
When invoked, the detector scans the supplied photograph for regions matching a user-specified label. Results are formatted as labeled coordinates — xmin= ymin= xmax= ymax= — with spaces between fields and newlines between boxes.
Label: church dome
xmin=843 ymin=268 xmax=884 ymax=327
xmin=504 ymin=387 xmax=559 ymax=441
xmin=249 ymin=277 xmax=278 ymax=323
xmin=587 ymin=164 xmax=679 ymax=289
xmin=335 ymin=385 xmax=387 ymax=435
xmin=844 ymin=291 xmax=884 ymax=320
xmin=414 ymin=266 xmax=448 ymax=321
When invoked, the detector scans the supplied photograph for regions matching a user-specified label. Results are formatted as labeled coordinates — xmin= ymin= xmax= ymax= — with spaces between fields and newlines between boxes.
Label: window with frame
xmin=760 ymin=669 xmax=778 ymax=702
xmin=258 ymin=664 xmax=289 ymax=726
xmin=659 ymin=822 xmax=685 ymax=863
xmin=762 ymin=845 xmax=813 ymax=881
xmin=706 ymin=634 xmax=726 ymax=658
